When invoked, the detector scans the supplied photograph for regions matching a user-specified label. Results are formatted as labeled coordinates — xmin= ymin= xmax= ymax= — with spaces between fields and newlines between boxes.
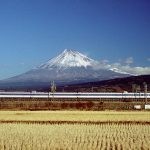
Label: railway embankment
xmin=0 ymin=98 xmax=149 ymax=110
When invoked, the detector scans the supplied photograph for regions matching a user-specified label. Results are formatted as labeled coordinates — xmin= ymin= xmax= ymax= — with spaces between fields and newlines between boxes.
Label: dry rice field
xmin=0 ymin=111 xmax=150 ymax=122
xmin=0 ymin=111 xmax=150 ymax=150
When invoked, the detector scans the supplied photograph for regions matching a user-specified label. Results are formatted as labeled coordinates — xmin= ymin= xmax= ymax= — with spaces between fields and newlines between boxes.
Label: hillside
xmin=58 ymin=75 xmax=150 ymax=92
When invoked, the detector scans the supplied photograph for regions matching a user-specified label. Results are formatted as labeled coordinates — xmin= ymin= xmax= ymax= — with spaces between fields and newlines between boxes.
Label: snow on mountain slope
xmin=109 ymin=68 xmax=130 ymax=75
xmin=38 ymin=49 xmax=97 ymax=69
xmin=0 ymin=49 xmax=131 ymax=88
xmin=38 ymin=49 xmax=130 ymax=75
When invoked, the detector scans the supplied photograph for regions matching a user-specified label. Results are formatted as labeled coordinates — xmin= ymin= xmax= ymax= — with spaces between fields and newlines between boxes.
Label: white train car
xmin=0 ymin=91 xmax=150 ymax=99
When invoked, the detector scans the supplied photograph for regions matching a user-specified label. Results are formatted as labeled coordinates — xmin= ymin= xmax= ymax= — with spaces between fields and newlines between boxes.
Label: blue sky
xmin=0 ymin=0 xmax=150 ymax=79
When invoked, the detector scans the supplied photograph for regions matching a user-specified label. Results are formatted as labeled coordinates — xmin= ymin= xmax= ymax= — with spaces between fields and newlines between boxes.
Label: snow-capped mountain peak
xmin=0 ymin=49 xmax=131 ymax=89
xmin=39 ymin=49 xmax=97 ymax=69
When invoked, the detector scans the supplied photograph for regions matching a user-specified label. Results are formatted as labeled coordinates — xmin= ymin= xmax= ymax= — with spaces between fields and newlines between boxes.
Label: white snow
xmin=39 ymin=49 xmax=97 ymax=69
xmin=109 ymin=68 xmax=129 ymax=74
xmin=109 ymin=67 xmax=134 ymax=75
xmin=37 ymin=49 xmax=131 ymax=76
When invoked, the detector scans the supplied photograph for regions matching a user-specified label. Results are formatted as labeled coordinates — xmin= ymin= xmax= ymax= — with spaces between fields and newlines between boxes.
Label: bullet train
xmin=0 ymin=91 xmax=150 ymax=99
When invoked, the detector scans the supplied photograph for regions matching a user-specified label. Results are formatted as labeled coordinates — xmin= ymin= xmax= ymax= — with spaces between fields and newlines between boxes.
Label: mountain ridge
xmin=58 ymin=75 xmax=150 ymax=92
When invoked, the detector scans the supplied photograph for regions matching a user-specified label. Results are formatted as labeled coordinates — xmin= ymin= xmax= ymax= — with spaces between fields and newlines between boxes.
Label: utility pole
xmin=51 ymin=81 xmax=56 ymax=100
xmin=132 ymin=84 xmax=138 ymax=100
xmin=143 ymin=82 xmax=147 ymax=104
xmin=91 ymin=87 xmax=94 ymax=92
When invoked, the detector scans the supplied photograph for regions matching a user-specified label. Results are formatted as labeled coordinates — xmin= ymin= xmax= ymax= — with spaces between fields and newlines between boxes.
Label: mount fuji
xmin=0 ymin=49 xmax=131 ymax=90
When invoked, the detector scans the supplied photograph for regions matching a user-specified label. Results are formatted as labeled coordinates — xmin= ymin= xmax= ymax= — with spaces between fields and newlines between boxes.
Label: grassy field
xmin=0 ymin=111 xmax=150 ymax=150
